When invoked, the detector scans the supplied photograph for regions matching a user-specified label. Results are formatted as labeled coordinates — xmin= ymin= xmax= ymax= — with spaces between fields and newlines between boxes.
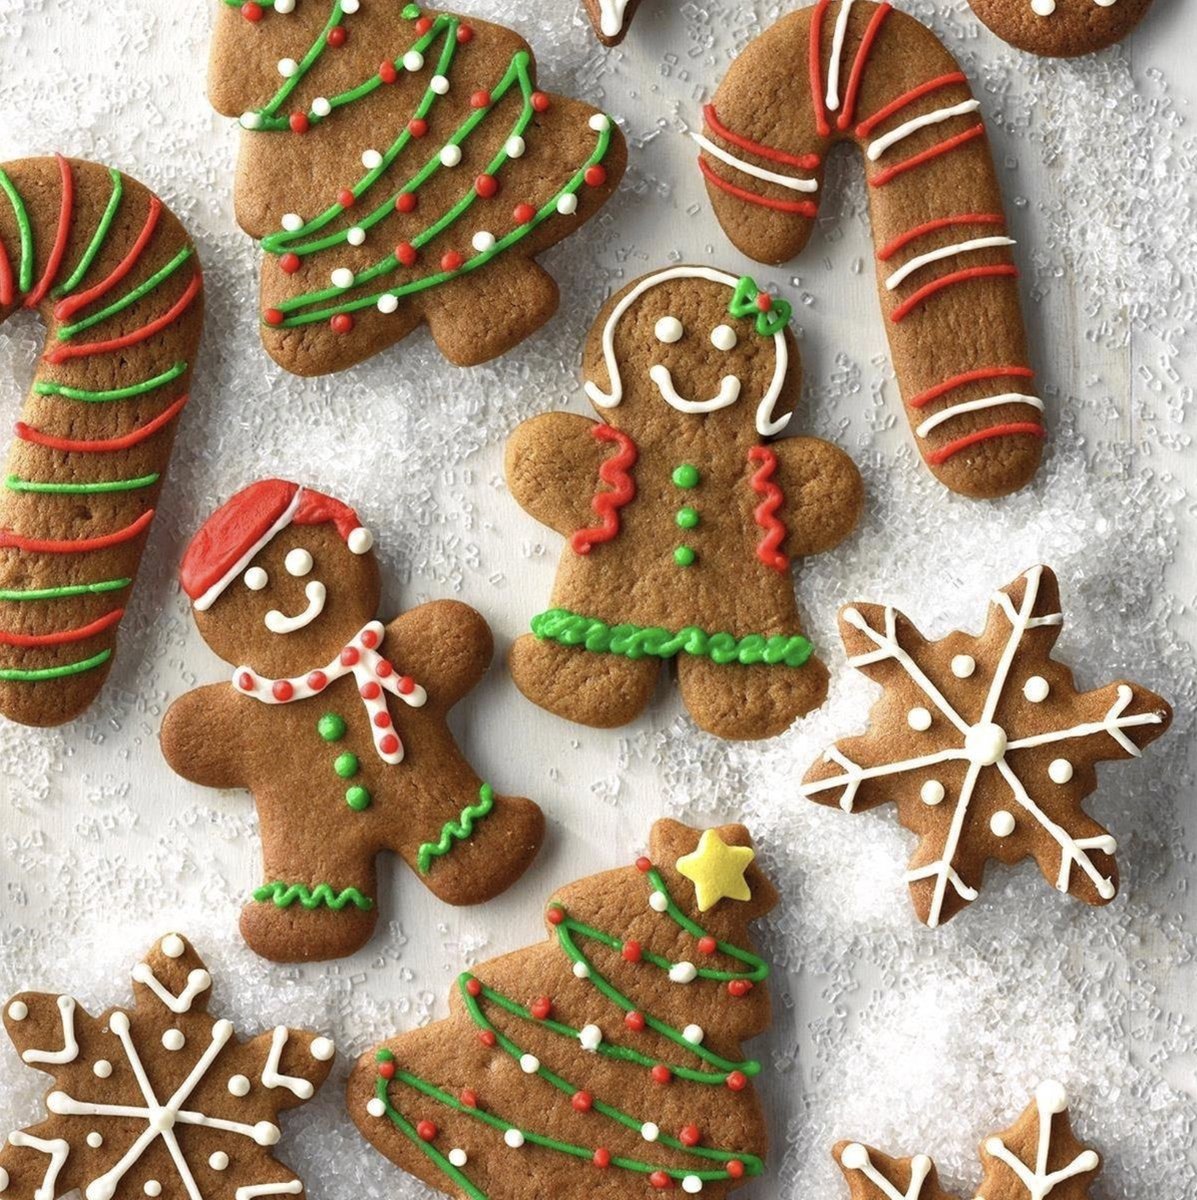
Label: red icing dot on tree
xmin=327 ymin=26 xmax=348 ymax=48
xmin=465 ymin=978 xmax=482 ymax=997
xmin=531 ymin=91 xmax=550 ymax=112
xmin=461 ymin=1089 xmax=478 ymax=1108
xmin=727 ymin=1160 xmax=746 ymax=1180
xmin=289 ymin=112 xmax=310 ymax=134
xmin=264 ymin=309 xmax=284 ymax=327
xmin=621 ymin=940 xmax=642 ymax=963
xmin=379 ymin=61 xmax=398 ymax=84
xmin=512 ymin=202 xmax=536 ymax=224
xmin=379 ymin=734 xmax=399 ymax=755
xmin=546 ymin=905 xmax=565 ymax=926
xmin=331 ymin=313 xmax=354 ymax=335
xmin=396 ymin=241 xmax=418 ymax=267
xmin=471 ymin=90 xmax=491 ymax=109
xmin=726 ymin=1071 xmax=748 ymax=1092
xmin=698 ymin=935 xmax=717 ymax=955
xmin=625 ymin=1011 xmax=645 ymax=1032
xmin=584 ymin=164 xmax=607 ymax=187
xmin=307 ymin=671 xmax=327 ymax=691
xmin=679 ymin=1124 xmax=701 ymax=1147
xmin=635 ymin=856 xmax=652 ymax=873
xmin=272 ymin=680 xmax=294 ymax=701
xmin=728 ymin=979 xmax=753 ymax=998
xmin=341 ymin=647 xmax=361 ymax=667
xmin=530 ymin=996 xmax=552 ymax=1020
xmin=373 ymin=711 xmax=391 ymax=729
xmin=408 ymin=118 xmax=428 ymax=138
xmin=571 ymin=1090 xmax=592 ymax=1113
xmin=377 ymin=1060 xmax=396 ymax=1080
xmin=478 ymin=1031 xmax=496 ymax=1048
xmin=416 ymin=1119 xmax=437 ymax=1142
xmin=360 ymin=681 xmax=381 ymax=700
xmin=396 ymin=192 xmax=418 ymax=214
xmin=415 ymin=16 xmax=433 ymax=34
xmin=456 ymin=23 xmax=473 ymax=42
xmin=649 ymin=1171 xmax=672 ymax=1190
xmin=475 ymin=174 xmax=499 ymax=199
xmin=441 ymin=250 xmax=464 ymax=272
xmin=280 ymin=252 xmax=301 ymax=275
xmin=337 ymin=188 xmax=355 ymax=209
xmin=592 ymin=1148 xmax=611 ymax=1169
xmin=238 ymin=672 xmax=255 ymax=691
xmin=651 ymin=1064 xmax=672 ymax=1085
xmin=361 ymin=628 xmax=379 ymax=649
xmin=241 ymin=2 xmax=263 ymax=20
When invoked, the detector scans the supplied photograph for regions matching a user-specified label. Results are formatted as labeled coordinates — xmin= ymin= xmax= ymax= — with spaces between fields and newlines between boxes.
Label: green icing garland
xmin=0 ymin=578 xmax=131 ymax=602
xmin=57 ymin=246 xmax=194 ymax=341
xmin=0 ymin=167 xmax=34 ymax=294
xmin=253 ymin=882 xmax=375 ymax=911
xmin=53 ymin=167 xmax=122 ymax=298
xmin=370 ymin=865 xmax=768 ymax=1195
xmin=5 ymin=472 xmax=160 ymax=495
xmin=530 ymin=608 xmax=815 ymax=668
xmin=0 ymin=649 xmax=112 ymax=682
xmin=34 ymin=362 xmax=189 ymax=403
xmin=417 ymin=783 xmax=495 ymax=874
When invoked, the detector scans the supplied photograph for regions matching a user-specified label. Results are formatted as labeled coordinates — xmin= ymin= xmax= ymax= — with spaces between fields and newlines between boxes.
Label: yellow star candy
xmin=675 ymin=830 xmax=755 ymax=912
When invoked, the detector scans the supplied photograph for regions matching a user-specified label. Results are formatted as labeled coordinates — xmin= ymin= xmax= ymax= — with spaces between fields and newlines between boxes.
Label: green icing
xmin=252 ymin=882 xmax=374 ymax=911
xmin=34 ymin=361 xmax=188 ymax=402
xmin=0 ymin=649 xmax=111 ymax=682
xmin=345 ymin=785 xmax=371 ymax=812
xmin=0 ymin=578 xmax=131 ymax=602
xmin=676 ymin=506 xmax=699 ymax=530
xmin=0 ymin=168 xmax=34 ymax=295
xmin=53 ymin=167 xmax=123 ymax=298
xmin=672 ymin=464 xmax=700 ymax=488
xmin=317 ymin=712 xmax=347 ymax=741
xmin=673 ymin=546 xmax=696 ymax=567
xmin=530 ymin=608 xmax=815 ymax=668
xmin=6 ymin=472 xmax=160 ymax=495
xmin=334 ymin=751 xmax=359 ymax=779
xmin=416 ymin=783 xmax=495 ymax=874
xmin=57 ymin=246 xmax=194 ymax=341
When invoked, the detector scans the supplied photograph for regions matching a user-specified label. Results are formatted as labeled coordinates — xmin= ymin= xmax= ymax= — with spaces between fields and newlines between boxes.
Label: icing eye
xmin=654 ymin=316 xmax=684 ymax=344
xmin=244 ymin=567 xmax=268 ymax=591
xmin=285 ymin=548 xmax=313 ymax=577
xmin=710 ymin=324 xmax=737 ymax=351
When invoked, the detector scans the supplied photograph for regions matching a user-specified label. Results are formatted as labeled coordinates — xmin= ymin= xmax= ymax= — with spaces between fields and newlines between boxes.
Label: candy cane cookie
xmin=582 ymin=0 xmax=645 ymax=46
xmin=0 ymin=156 xmax=203 ymax=726
xmin=697 ymin=1 xmax=1043 ymax=499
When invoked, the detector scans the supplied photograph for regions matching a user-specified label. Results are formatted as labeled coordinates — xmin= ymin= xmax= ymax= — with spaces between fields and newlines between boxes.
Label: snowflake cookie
xmin=802 ymin=565 xmax=1172 ymax=927
xmin=834 ymin=1080 xmax=1101 ymax=1199
xmin=0 ymin=934 xmax=333 ymax=1200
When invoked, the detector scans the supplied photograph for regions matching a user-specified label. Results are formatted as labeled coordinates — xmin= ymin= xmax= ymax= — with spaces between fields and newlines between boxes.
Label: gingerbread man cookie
xmin=209 ymin=2 xmax=625 ymax=374
xmin=349 ymin=820 xmax=777 ymax=1199
xmin=0 ymin=933 xmax=332 ymax=1200
xmin=967 ymin=0 xmax=1154 ymax=57
xmin=0 ymin=155 xmax=203 ymax=727
xmin=802 ymin=565 xmax=1172 ymax=927
xmin=159 ymin=479 xmax=544 ymax=962
xmin=834 ymin=1080 xmax=1101 ymax=1200
xmin=696 ymin=1 xmax=1044 ymax=498
xmin=506 ymin=267 xmax=863 ymax=741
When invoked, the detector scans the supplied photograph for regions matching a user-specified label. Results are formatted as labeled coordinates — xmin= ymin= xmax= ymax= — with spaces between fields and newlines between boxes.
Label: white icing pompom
xmin=277 ymin=58 xmax=299 ymax=78
xmin=448 ymin=1149 xmax=468 ymax=1167
xmin=87 ymin=1132 xmax=103 ymax=1149
xmin=589 ymin=113 xmax=612 ymax=132
xmin=362 ymin=149 xmax=383 ymax=170
xmin=1049 ymin=758 xmax=1074 ymax=784
xmin=431 ymin=74 xmax=450 ymax=94
xmin=572 ymin=961 xmax=590 ymax=980
xmin=920 ymin=780 xmax=945 ymax=806
xmin=93 ymin=1059 xmax=113 ymax=1078
xmin=556 ymin=193 xmax=579 ymax=215
xmin=505 ymin=135 xmax=526 ymax=158
xmin=472 ymin=231 xmax=497 ymax=253
xmin=682 ymin=1024 xmax=704 ymax=1045
xmin=366 ymin=1097 xmax=387 ymax=1118
xmin=209 ymin=1152 xmax=229 ymax=1171
xmin=648 ymin=890 xmax=668 ymax=912
xmin=162 ymin=1029 xmax=185 ymax=1051
xmin=519 ymin=1053 xmax=540 ymax=1074
xmin=990 ymin=811 xmax=1016 ymax=838
xmin=309 ymin=1036 xmax=335 ymax=1061
xmin=1023 ymin=675 xmax=1051 ymax=702
xmin=331 ymin=267 xmax=355 ymax=289
xmin=347 ymin=226 xmax=366 ymax=246
xmin=951 ymin=654 xmax=976 ymax=678
xmin=7 ymin=1001 xmax=28 ymax=1021
xmin=312 ymin=97 xmax=332 ymax=117
xmin=161 ymin=934 xmax=185 ymax=959
xmin=281 ymin=213 xmax=304 ymax=232
xmin=655 ymin=316 xmax=684 ymax=344
xmin=377 ymin=294 xmax=399 ymax=315
xmin=669 ymin=961 xmax=697 ymax=984
xmin=579 ymin=1024 xmax=603 ymax=1051
xmin=440 ymin=145 xmax=462 ymax=168
xmin=348 ymin=527 xmax=374 ymax=554
xmin=641 ymin=1122 xmax=660 ymax=1142
xmin=404 ymin=50 xmax=425 ymax=72
xmin=504 ymin=1129 xmax=525 ymax=1149
xmin=907 ymin=707 xmax=932 ymax=731
xmin=228 ymin=1074 xmax=251 ymax=1097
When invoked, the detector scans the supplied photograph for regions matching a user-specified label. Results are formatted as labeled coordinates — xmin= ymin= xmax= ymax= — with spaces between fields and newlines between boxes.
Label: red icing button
xmin=360 ymin=681 xmax=381 ymax=700
xmin=408 ymin=118 xmax=428 ymax=138
xmin=679 ymin=1125 xmax=701 ymax=1147
xmin=531 ymin=91 xmax=550 ymax=112
xmin=512 ymin=202 xmax=536 ymax=224
xmin=635 ymin=856 xmax=652 ymax=873
xmin=461 ymin=1089 xmax=478 ymax=1108
xmin=584 ymin=164 xmax=607 ymax=187
xmin=530 ymin=996 xmax=552 ymax=1020
xmin=379 ymin=61 xmax=398 ymax=84
xmin=272 ymin=680 xmax=294 ymax=701
xmin=456 ymin=23 xmax=473 ymax=42
xmin=280 ymin=252 xmax=301 ymax=275
xmin=241 ymin=2 xmax=263 ymax=20
xmin=571 ymin=1090 xmax=592 ymax=1113
xmin=441 ymin=250 xmax=464 ymax=272
xmin=341 ymin=647 xmax=361 ymax=667
xmin=649 ymin=1171 xmax=671 ymax=1190
xmin=546 ymin=906 xmax=565 ymax=926
xmin=396 ymin=241 xmax=418 ymax=267
xmin=621 ymin=940 xmax=642 ymax=963
xmin=726 ymin=1071 xmax=748 ymax=1092
xmin=478 ymin=1031 xmax=496 ymax=1047
xmin=327 ymin=26 xmax=348 ymax=47
xmin=361 ymin=628 xmax=379 ymax=649
xmin=592 ymin=1148 xmax=610 ymax=1169
xmin=337 ymin=188 xmax=355 ymax=209
xmin=289 ymin=112 xmax=310 ymax=134
xmin=377 ymin=1060 xmax=395 ymax=1080
xmin=331 ymin=314 xmax=354 ymax=335
xmin=625 ymin=1011 xmax=645 ymax=1032
xmin=698 ymin=935 xmax=717 ymax=955
xmin=307 ymin=671 xmax=328 ymax=691
xmin=397 ymin=675 xmax=415 ymax=694
xmin=728 ymin=979 xmax=753 ymax=998
xmin=471 ymin=89 xmax=491 ymax=109
xmin=373 ymin=711 xmax=391 ymax=729
xmin=379 ymin=734 xmax=399 ymax=755
xmin=727 ymin=1160 xmax=746 ymax=1180
xmin=238 ymin=672 xmax=255 ymax=692
xmin=264 ymin=308 xmax=284 ymax=327
xmin=651 ymin=1065 xmax=672 ymax=1085
xmin=475 ymin=173 xmax=498 ymax=199
xmin=416 ymin=1120 xmax=437 ymax=1142
xmin=376 ymin=660 xmax=394 ymax=678
xmin=466 ymin=978 xmax=482 ymax=997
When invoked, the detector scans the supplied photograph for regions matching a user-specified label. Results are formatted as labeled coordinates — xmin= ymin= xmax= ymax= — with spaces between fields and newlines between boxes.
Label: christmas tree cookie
xmin=0 ymin=933 xmax=332 ymax=1200
xmin=802 ymin=565 xmax=1172 ymax=927
xmin=209 ymin=1 xmax=626 ymax=374
xmin=159 ymin=479 xmax=544 ymax=962
xmin=506 ymin=266 xmax=863 ymax=740
xmin=349 ymin=819 xmax=777 ymax=1199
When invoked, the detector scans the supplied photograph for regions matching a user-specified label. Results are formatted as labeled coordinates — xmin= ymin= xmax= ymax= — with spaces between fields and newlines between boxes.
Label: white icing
xmin=277 ymin=58 xmax=298 ymax=78
xmin=1049 ymin=759 xmax=1074 ymax=784
xmin=162 ymin=1028 xmax=186 ymax=1051
xmin=87 ymin=1132 xmax=104 ymax=1148
xmin=840 ymin=1143 xmax=932 ymax=1200
xmin=907 ymin=707 xmax=932 ymax=731
xmin=22 ymin=995 xmax=78 ymax=1065
xmin=867 ymin=100 xmax=982 ymax=161
xmin=348 ymin=526 xmax=373 ymax=555
xmin=264 ymin=579 xmax=326 ymax=634
xmin=144 ymin=1182 xmax=162 ymax=1197
xmin=161 ymin=935 xmax=185 ymax=959
xmin=233 ymin=621 xmax=427 ymax=765
xmin=210 ymin=1152 xmax=229 ymax=1171
xmin=655 ymin=316 xmax=684 ymax=344
xmin=430 ymin=74 xmax=450 ymax=94
xmin=403 ymin=50 xmax=425 ymax=72
xmin=921 ymin=780 xmax=945 ymax=806
xmin=885 ymin=236 xmax=1016 ymax=291
xmin=519 ymin=1053 xmax=540 ymax=1074
xmin=93 ymin=1060 xmax=113 ymax=1079
xmin=131 ymin=963 xmax=211 ymax=1014
xmin=236 ymin=1185 xmax=302 ymax=1200
xmin=439 ymin=144 xmax=462 ymax=168
xmin=7 ymin=1000 xmax=28 ymax=1021
xmin=330 ymin=267 xmax=355 ymax=290
xmin=366 ymin=1098 xmax=387 ymax=1117
xmin=309 ymin=1036 xmax=335 ymax=1062
xmin=572 ymin=961 xmax=590 ymax=980
xmin=825 ymin=0 xmax=856 ymax=110
xmin=262 ymin=1026 xmax=315 ymax=1099
xmin=472 ymin=230 xmax=496 ymax=252
xmin=579 ymin=1024 xmax=603 ymax=1051
xmin=687 ymin=128 xmax=819 ymax=193
xmin=648 ymin=890 xmax=668 ymax=912
xmin=1032 ymin=0 xmax=1056 ymax=12
xmin=556 ymin=193 xmax=578 ymax=215
xmin=598 ymin=0 xmax=631 ymax=37
xmin=683 ymin=1024 xmax=705 ymax=1044
xmin=312 ymin=98 xmax=332 ymax=118
xmin=449 ymin=1148 xmax=468 ymax=1167
xmin=916 ymin=393 xmax=1044 ymax=440
xmin=589 ymin=114 xmax=611 ymax=132
xmin=7 ymin=1132 xmax=69 ymax=1200
xmin=649 ymin=363 xmax=742 ymax=417
xmin=951 ymin=654 xmax=976 ymax=678
xmin=669 ymin=962 xmax=698 ymax=984
xmin=965 ymin=723 xmax=1008 ymax=766
xmin=280 ymin=213 xmax=303 ymax=233
xmin=710 ymin=324 xmax=738 ymax=351
xmin=361 ymin=149 xmax=382 ymax=170
xmin=990 ymin=810 xmax=1016 ymax=837
xmin=1024 ymin=675 xmax=1051 ymax=703
xmin=283 ymin=547 xmax=313 ymax=577
xmin=503 ymin=1129 xmax=525 ymax=1149
xmin=245 ymin=566 xmax=268 ymax=591
xmin=584 ymin=267 xmax=792 ymax=437
xmin=682 ymin=1178 xmax=703 ymax=1195
xmin=347 ymin=226 xmax=366 ymax=246
xmin=505 ymin=135 xmax=526 ymax=158
xmin=641 ymin=1122 xmax=660 ymax=1143
xmin=228 ymin=1074 xmax=251 ymax=1097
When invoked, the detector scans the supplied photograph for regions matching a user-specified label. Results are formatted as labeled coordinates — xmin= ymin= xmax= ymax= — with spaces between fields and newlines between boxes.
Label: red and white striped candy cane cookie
xmin=696 ymin=1 xmax=1044 ymax=499
xmin=0 ymin=156 xmax=203 ymax=726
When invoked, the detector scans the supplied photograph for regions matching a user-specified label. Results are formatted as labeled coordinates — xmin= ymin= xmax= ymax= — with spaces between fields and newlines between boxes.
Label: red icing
xmin=380 ymin=61 xmax=398 ymax=84
xmin=909 ymin=366 xmax=1034 ymax=410
xmin=416 ymin=1120 xmax=437 ymax=1141
xmin=649 ymin=1171 xmax=671 ymax=1189
xmin=272 ymin=680 xmax=294 ymax=701
xmin=621 ymin=940 xmax=642 ymax=963
xmin=337 ymin=188 xmax=355 ymax=208
xmin=512 ymin=203 xmax=535 ymax=224
xmin=836 ymin=3 xmax=893 ymax=131
xmin=415 ymin=16 xmax=433 ymax=34
xmin=456 ymin=23 xmax=473 ymax=42
xmin=592 ymin=1148 xmax=611 ymax=1169
xmin=241 ymin=2 xmax=263 ymax=19
xmin=289 ymin=113 xmax=310 ymax=134
xmin=379 ymin=734 xmax=399 ymax=755
xmin=327 ymin=26 xmax=347 ymax=47
xmin=878 ymin=213 xmax=1005 ymax=262
xmin=238 ymin=671 xmax=255 ymax=691
xmin=378 ymin=1060 xmax=396 ymax=1080
xmin=360 ymin=628 xmax=379 ymax=649
xmin=624 ymin=1011 xmax=645 ymax=1032
xmin=361 ymin=681 xmax=381 ymax=700
xmin=396 ymin=241 xmax=418 ymax=266
xmin=702 ymin=104 xmax=820 ymax=170
xmin=728 ymin=979 xmax=752 ymax=998
xmin=546 ymin=905 xmax=565 ymax=925
xmin=16 ymin=393 xmax=189 ymax=453
xmin=475 ymin=174 xmax=498 ymax=199
xmin=441 ymin=251 xmax=464 ymax=272
xmin=265 ymin=308 xmax=284 ymax=326
xmin=635 ymin=856 xmax=652 ymax=873
xmin=530 ymin=996 xmax=552 ymax=1019
xmin=478 ymin=1031 xmax=496 ymax=1047
xmin=584 ymin=165 xmax=607 ymax=187
xmin=25 ymin=155 xmax=74 ymax=310
xmin=570 ymin=425 xmax=637 ymax=556
xmin=651 ymin=1065 xmax=672 ymax=1084
xmin=697 ymin=936 xmax=717 ymax=955
xmin=341 ymin=647 xmax=361 ymax=666
xmin=571 ymin=1091 xmax=592 ymax=1112
xmin=0 ymin=606 xmax=124 ymax=648
xmin=530 ymin=91 xmax=549 ymax=112
xmin=927 ymin=422 xmax=1045 ymax=466
xmin=0 ymin=508 xmax=155 ymax=555
xmin=280 ymin=252 xmax=301 ymax=274
xmin=308 ymin=671 xmax=328 ymax=690
xmin=727 ymin=1160 xmax=746 ymax=1179
xmin=398 ymin=675 xmax=415 ymax=694
xmin=679 ymin=1125 xmax=701 ymax=1147
xmin=408 ymin=118 xmax=428 ymax=138
xmin=466 ymin=978 xmax=482 ymax=997
xmin=747 ymin=446 xmax=790 ymax=573
xmin=377 ymin=660 xmax=394 ymax=678
xmin=855 ymin=70 xmax=969 ymax=138
xmin=373 ymin=711 xmax=391 ymax=729
xmin=890 ymin=264 xmax=1017 ymax=325
xmin=698 ymin=157 xmax=819 ymax=219
xmin=0 ymin=235 xmax=13 ymax=308
xmin=726 ymin=1071 xmax=748 ymax=1091
xmin=470 ymin=89 xmax=491 ymax=108
xmin=461 ymin=1089 xmax=478 ymax=1108
xmin=871 ymin=125 xmax=987 ymax=189
xmin=331 ymin=313 xmax=354 ymax=334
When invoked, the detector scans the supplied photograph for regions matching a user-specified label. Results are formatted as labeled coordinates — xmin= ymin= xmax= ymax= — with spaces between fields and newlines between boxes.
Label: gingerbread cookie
xmin=349 ymin=819 xmax=776 ymax=1199
xmin=834 ymin=1080 xmax=1101 ymax=1199
xmin=209 ymin=2 xmax=626 ymax=375
xmin=583 ymin=0 xmax=645 ymax=46
xmin=802 ymin=565 xmax=1172 ymax=927
xmin=159 ymin=479 xmax=544 ymax=962
xmin=696 ymin=1 xmax=1044 ymax=499
xmin=967 ymin=0 xmax=1153 ymax=57
xmin=506 ymin=267 xmax=863 ymax=740
xmin=0 ymin=933 xmax=332 ymax=1200
xmin=0 ymin=155 xmax=203 ymax=727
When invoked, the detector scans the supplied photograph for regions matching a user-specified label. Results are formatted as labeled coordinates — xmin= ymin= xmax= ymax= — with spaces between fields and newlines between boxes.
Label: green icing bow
xmin=729 ymin=275 xmax=792 ymax=338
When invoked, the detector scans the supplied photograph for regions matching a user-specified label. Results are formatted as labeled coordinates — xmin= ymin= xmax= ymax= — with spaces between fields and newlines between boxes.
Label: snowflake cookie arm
xmin=833 ymin=1141 xmax=960 ymax=1200
xmin=504 ymin=410 xmax=610 ymax=537
xmin=236 ymin=1025 xmax=337 ymax=1113
xmin=3 ymin=991 xmax=90 ymax=1074
xmin=159 ymin=682 xmax=251 ymax=790
xmin=766 ymin=436 xmax=864 ymax=558
xmin=976 ymin=1081 xmax=1101 ymax=1200
xmin=383 ymin=600 xmax=493 ymax=710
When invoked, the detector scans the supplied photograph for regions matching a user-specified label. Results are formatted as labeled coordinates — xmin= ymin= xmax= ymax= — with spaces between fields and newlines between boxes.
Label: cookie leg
xmin=677 ymin=654 xmax=830 ymax=740
xmin=509 ymin=633 xmax=660 ymax=728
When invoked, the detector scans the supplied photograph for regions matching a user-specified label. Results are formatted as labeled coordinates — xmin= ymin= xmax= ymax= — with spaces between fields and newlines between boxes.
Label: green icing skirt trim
xmin=530 ymin=608 xmax=814 ymax=668
xmin=252 ymin=882 xmax=374 ymax=911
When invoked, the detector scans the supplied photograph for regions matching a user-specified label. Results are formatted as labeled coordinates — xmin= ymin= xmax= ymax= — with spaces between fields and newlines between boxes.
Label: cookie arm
xmin=383 ymin=600 xmax=494 ymax=710
xmin=768 ymin=436 xmax=864 ymax=557
xmin=159 ymin=683 xmax=249 ymax=790
xmin=504 ymin=411 xmax=606 ymax=537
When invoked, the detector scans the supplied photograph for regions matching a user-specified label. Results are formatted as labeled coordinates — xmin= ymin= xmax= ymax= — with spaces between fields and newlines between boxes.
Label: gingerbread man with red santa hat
xmin=160 ymin=478 xmax=543 ymax=963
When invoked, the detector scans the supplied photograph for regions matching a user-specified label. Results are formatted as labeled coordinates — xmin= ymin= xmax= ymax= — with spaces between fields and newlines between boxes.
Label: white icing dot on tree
xmin=669 ymin=961 xmax=697 ymax=984
xmin=641 ymin=1122 xmax=660 ymax=1142
xmin=503 ymin=1129 xmax=525 ymax=1148
xmin=579 ymin=1024 xmax=602 ymax=1051
xmin=431 ymin=74 xmax=450 ymax=94
xmin=556 ymin=193 xmax=579 ymax=215
xmin=648 ymin=890 xmax=668 ymax=912
xmin=448 ymin=1148 xmax=468 ymax=1168
xmin=519 ymin=1053 xmax=540 ymax=1074
xmin=312 ymin=97 xmax=332 ymax=117
xmin=366 ymin=1098 xmax=387 ymax=1118
xmin=683 ymin=1024 xmax=705 ymax=1044
xmin=361 ymin=149 xmax=382 ymax=170
xmin=683 ymin=1177 xmax=704 ymax=1194
xmin=377 ymin=294 xmax=399 ymax=315
xmin=347 ymin=226 xmax=366 ymax=246
xmin=403 ymin=50 xmax=425 ymax=72
xmin=439 ymin=145 xmax=462 ymax=168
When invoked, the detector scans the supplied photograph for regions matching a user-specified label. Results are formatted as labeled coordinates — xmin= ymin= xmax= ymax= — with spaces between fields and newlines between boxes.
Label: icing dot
xmin=648 ymin=890 xmax=668 ymax=912
xmin=277 ymin=58 xmax=299 ymax=77
xmin=144 ymin=1183 xmax=162 ymax=1197
xmin=1036 ymin=1079 xmax=1068 ymax=1114
xmin=506 ymin=135 xmax=526 ymax=158
xmin=366 ymin=1098 xmax=387 ymax=1118
xmin=431 ymin=74 xmax=450 ymax=94
xmin=1023 ymin=675 xmax=1051 ymax=703
xmin=641 ymin=1122 xmax=660 ymax=1142
xmin=162 ymin=1029 xmax=186 ymax=1051
xmin=240 ymin=111 xmax=263 ymax=130
xmin=920 ymin=780 xmax=945 ymax=806
xmin=907 ymin=707 xmax=932 ymax=731
xmin=841 ymin=1144 xmax=870 ymax=1171
xmin=228 ymin=1074 xmax=251 ymax=1097
xmin=310 ymin=1036 xmax=335 ymax=1061
xmin=161 ymin=934 xmax=185 ymax=959
xmin=589 ymin=113 xmax=612 ymax=132
xmin=669 ymin=961 xmax=697 ymax=984
xmin=519 ymin=1053 xmax=540 ymax=1074
xmin=683 ymin=1024 xmax=705 ymax=1045
xmin=93 ymin=1060 xmax=113 ymax=1079
xmin=449 ymin=1148 xmax=468 ymax=1168
xmin=275 ymin=0 xmax=295 ymax=9
xmin=87 ymin=1132 xmax=103 ymax=1149
xmin=572 ymin=961 xmax=590 ymax=980
xmin=1049 ymin=758 xmax=1074 ymax=784
xmin=362 ymin=149 xmax=383 ymax=169
xmin=1031 ymin=0 xmax=1056 ymax=13
xmin=951 ymin=654 xmax=976 ymax=678
xmin=655 ymin=316 xmax=684 ymax=344
xmin=377 ymin=294 xmax=399 ymax=314
xmin=244 ymin=566 xmax=268 ymax=591
xmin=710 ymin=324 xmax=737 ymax=351
xmin=556 ymin=193 xmax=579 ymax=215
xmin=7 ymin=1001 xmax=28 ymax=1021
xmin=440 ymin=145 xmax=462 ymax=167
xmin=965 ymin=722 xmax=1008 ymax=766
xmin=0 ymin=1167 xmax=7 ymax=1191
xmin=281 ymin=213 xmax=304 ymax=232
xmin=311 ymin=97 xmax=332 ymax=117
xmin=579 ymin=1024 xmax=603 ymax=1051
xmin=331 ymin=267 xmax=355 ymax=289
xmin=285 ymin=547 xmax=314 ymax=576
xmin=404 ymin=50 xmax=425 ymax=71
xmin=990 ymin=811 xmax=1016 ymax=838
xmin=347 ymin=226 xmax=366 ymax=246
xmin=342 ymin=0 xmax=360 ymax=11
xmin=683 ymin=1178 xmax=704 ymax=1195
xmin=209 ymin=1152 xmax=229 ymax=1171
xmin=504 ymin=1129 xmax=525 ymax=1149
xmin=472 ymin=230 xmax=496 ymax=252
xmin=348 ymin=527 xmax=375 ymax=554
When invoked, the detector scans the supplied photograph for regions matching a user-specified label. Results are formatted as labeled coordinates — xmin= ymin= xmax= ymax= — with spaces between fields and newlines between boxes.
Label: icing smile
xmin=648 ymin=363 xmax=742 ymax=415
xmin=264 ymin=580 xmax=327 ymax=634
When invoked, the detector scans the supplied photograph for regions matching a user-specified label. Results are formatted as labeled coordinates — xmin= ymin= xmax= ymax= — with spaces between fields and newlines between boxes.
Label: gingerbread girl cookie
xmin=802 ymin=565 xmax=1172 ymax=927
xmin=967 ymin=0 xmax=1154 ymax=57
xmin=209 ymin=2 xmax=625 ymax=374
xmin=0 ymin=155 xmax=202 ymax=727
xmin=696 ymin=1 xmax=1044 ymax=499
xmin=159 ymin=479 xmax=544 ymax=962
xmin=0 ymin=933 xmax=332 ymax=1200
xmin=506 ymin=266 xmax=863 ymax=741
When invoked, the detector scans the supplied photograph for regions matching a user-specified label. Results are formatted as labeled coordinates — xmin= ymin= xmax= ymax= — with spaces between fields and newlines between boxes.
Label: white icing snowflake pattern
xmin=0 ymin=936 xmax=333 ymax=1200
xmin=802 ymin=566 xmax=1171 ymax=927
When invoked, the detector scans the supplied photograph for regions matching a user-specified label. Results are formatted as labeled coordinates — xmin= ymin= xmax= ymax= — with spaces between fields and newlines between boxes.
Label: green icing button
xmin=674 ymin=546 xmax=696 ymax=567
xmin=334 ymin=752 xmax=359 ymax=779
xmin=671 ymin=464 xmax=700 ymax=489
xmin=402 ymin=3 xmax=422 ymax=17
xmin=317 ymin=712 xmax=347 ymax=742
xmin=676 ymin=506 xmax=699 ymax=530
xmin=346 ymin=786 xmax=372 ymax=812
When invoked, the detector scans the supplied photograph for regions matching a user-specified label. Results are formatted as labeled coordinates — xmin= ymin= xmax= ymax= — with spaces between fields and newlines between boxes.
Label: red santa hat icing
xmin=181 ymin=479 xmax=374 ymax=612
